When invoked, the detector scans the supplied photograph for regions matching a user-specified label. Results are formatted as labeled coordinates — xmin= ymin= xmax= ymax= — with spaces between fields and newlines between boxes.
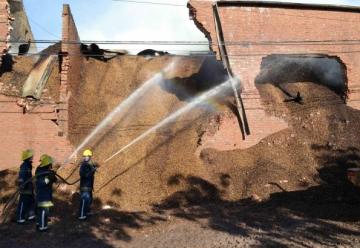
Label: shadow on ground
xmin=0 ymin=188 xmax=166 ymax=248
xmin=1 ymin=146 xmax=360 ymax=247
xmin=151 ymin=145 xmax=360 ymax=247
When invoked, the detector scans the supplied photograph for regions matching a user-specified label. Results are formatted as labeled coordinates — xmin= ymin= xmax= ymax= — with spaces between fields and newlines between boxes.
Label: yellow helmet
xmin=39 ymin=154 xmax=53 ymax=167
xmin=21 ymin=149 xmax=33 ymax=161
xmin=83 ymin=149 xmax=93 ymax=157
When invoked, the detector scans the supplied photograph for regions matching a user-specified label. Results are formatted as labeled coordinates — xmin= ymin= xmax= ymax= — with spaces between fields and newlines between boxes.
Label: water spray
xmin=1 ymin=77 xmax=240 ymax=222
xmin=61 ymin=59 xmax=178 ymax=167
xmin=104 ymin=77 xmax=239 ymax=163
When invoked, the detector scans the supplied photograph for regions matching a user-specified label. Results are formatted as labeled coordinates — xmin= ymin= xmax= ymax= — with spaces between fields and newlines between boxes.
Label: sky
xmin=23 ymin=0 xmax=360 ymax=54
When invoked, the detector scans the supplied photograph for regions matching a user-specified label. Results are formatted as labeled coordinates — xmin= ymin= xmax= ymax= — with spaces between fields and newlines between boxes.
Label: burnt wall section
xmin=8 ymin=0 xmax=35 ymax=54
xmin=60 ymin=4 xmax=83 ymax=137
xmin=189 ymin=0 xmax=360 ymax=150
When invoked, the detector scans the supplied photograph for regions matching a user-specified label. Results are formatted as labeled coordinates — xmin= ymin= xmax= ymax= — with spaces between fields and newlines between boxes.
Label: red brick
xmin=189 ymin=0 xmax=360 ymax=150
xmin=60 ymin=4 xmax=83 ymax=137
xmin=0 ymin=96 xmax=73 ymax=170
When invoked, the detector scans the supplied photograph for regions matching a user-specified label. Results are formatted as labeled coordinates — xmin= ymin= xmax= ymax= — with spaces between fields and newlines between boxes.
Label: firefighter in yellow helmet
xmin=78 ymin=149 xmax=98 ymax=220
xmin=16 ymin=149 xmax=36 ymax=223
xmin=35 ymin=154 xmax=57 ymax=231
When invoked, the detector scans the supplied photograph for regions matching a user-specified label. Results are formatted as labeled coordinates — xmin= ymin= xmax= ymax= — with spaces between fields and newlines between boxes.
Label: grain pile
xmin=2 ymin=54 xmax=360 ymax=247
xmin=58 ymin=55 xmax=360 ymax=211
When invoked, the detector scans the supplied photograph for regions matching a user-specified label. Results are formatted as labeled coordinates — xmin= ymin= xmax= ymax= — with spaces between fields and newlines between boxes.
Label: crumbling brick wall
xmin=189 ymin=0 xmax=360 ymax=150
xmin=8 ymin=0 xmax=36 ymax=54
xmin=60 ymin=4 xmax=83 ymax=137
xmin=0 ymin=2 xmax=75 ymax=170
xmin=0 ymin=0 xmax=13 ymax=60
xmin=0 ymin=96 xmax=73 ymax=169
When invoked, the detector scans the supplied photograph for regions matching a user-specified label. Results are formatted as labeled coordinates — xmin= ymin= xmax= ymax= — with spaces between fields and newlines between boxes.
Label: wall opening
xmin=255 ymin=54 xmax=348 ymax=101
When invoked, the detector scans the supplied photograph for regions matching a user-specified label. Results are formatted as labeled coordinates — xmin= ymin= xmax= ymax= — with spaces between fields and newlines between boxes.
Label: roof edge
xmin=217 ymin=1 xmax=360 ymax=13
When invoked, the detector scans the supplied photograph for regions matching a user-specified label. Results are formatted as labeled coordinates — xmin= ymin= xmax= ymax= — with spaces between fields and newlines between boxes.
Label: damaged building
xmin=0 ymin=0 xmax=358 ymax=173
xmin=189 ymin=0 xmax=360 ymax=150
xmin=2 ymin=1 xmax=360 ymax=246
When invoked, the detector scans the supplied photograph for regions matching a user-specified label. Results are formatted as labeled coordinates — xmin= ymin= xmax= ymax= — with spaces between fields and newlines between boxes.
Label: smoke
xmin=255 ymin=55 xmax=347 ymax=96
xmin=160 ymin=55 xmax=229 ymax=101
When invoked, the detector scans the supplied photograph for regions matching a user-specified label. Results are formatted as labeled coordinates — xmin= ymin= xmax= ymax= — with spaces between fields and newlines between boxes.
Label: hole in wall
xmin=255 ymin=54 xmax=348 ymax=100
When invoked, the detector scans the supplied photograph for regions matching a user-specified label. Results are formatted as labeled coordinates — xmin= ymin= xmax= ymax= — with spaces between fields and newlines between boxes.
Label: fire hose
xmin=0 ymin=169 xmax=92 ymax=223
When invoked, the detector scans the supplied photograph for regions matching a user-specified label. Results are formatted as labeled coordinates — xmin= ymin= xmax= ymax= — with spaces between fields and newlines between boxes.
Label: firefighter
xmin=78 ymin=149 xmax=97 ymax=220
xmin=35 ymin=154 xmax=57 ymax=232
xmin=16 ymin=149 xmax=35 ymax=224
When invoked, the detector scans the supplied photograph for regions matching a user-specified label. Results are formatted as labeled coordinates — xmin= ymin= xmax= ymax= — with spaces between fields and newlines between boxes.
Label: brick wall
xmin=189 ymin=0 xmax=360 ymax=150
xmin=0 ymin=3 xmax=75 ymax=170
xmin=0 ymin=0 xmax=12 ymax=60
xmin=8 ymin=0 xmax=36 ymax=54
xmin=0 ymin=95 xmax=73 ymax=169
xmin=60 ymin=4 xmax=83 ymax=137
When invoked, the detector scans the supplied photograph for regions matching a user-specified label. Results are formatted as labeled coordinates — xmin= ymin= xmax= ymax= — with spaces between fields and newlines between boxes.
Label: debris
xmin=250 ymin=194 xmax=262 ymax=203
xmin=103 ymin=218 xmax=111 ymax=224
xmin=279 ymin=180 xmax=288 ymax=184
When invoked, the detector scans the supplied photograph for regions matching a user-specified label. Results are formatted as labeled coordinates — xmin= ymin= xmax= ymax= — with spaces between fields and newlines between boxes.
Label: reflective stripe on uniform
xmin=37 ymin=201 xmax=54 ymax=207
xmin=20 ymin=191 xmax=33 ymax=195
xmin=19 ymin=202 xmax=24 ymax=220
xmin=81 ymin=199 xmax=85 ymax=217
xmin=80 ymin=187 xmax=92 ymax=192
xmin=41 ymin=209 xmax=45 ymax=229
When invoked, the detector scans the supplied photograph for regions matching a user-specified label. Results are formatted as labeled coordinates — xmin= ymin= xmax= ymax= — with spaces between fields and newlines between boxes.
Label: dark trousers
xmin=79 ymin=191 xmax=92 ymax=219
xmin=37 ymin=207 xmax=50 ymax=231
xmin=16 ymin=194 xmax=35 ymax=222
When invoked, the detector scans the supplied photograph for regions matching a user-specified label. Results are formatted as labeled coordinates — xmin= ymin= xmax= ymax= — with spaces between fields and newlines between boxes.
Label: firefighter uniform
xmin=78 ymin=149 xmax=97 ymax=220
xmin=35 ymin=154 xmax=57 ymax=231
xmin=16 ymin=150 xmax=35 ymax=223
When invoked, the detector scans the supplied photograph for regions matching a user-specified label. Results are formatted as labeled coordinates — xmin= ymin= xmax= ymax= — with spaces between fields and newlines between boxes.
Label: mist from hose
xmin=63 ymin=59 xmax=178 ymax=165
xmin=104 ymin=78 xmax=239 ymax=163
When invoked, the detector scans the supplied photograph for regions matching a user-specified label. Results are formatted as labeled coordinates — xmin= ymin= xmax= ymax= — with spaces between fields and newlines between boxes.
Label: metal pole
xmin=213 ymin=2 xmax=248 ymax=139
